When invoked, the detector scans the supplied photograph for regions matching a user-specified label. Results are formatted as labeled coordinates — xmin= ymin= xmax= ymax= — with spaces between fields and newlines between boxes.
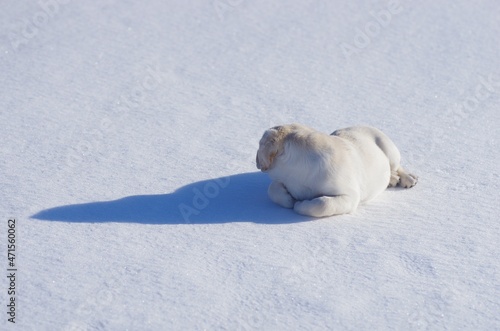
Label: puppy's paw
xmin=389 ymin=170 xmax=400 ymax=187
xmin=399 ymin=173 xmax=418 ymax=188
xmin=293 ymin=198 xmax=329 ymax=217
xmin=293 ymin=200 xmax=314 ymax=216
xmin=268 ymin=181 xmax=295 ymax=208
xmin=278 ymin=194 xmax=296 ymax=209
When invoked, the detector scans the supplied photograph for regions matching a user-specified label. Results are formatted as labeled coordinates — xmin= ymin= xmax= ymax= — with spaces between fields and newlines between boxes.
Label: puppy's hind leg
xmin=389 ymin=170 xmax=400 ymax=188
xmin=397 ymin=167 xmax=418 ymax=188
xmin=389 ymin=165 xmax=418 ymax=189
xmin=374 ymin=135 xmax=402 ymax=188
xmin=374 ymin=133 xmax=417 ymax=188
xmin=294 ymin=194 xmax=360 ymax=218
xmin=268 ymin=181 xmax=296 ymax=208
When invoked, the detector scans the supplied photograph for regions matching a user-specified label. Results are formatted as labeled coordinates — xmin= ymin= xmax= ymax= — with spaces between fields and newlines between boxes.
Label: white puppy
xmin=256 ymin=124 xmax=417 ymax=217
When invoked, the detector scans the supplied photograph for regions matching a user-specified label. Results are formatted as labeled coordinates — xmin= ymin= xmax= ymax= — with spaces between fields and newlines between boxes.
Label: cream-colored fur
xmin=256 ymin=124 xmax=417 ymax=217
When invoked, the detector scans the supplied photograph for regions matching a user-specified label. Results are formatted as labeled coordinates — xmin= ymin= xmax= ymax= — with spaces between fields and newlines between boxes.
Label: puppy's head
xmin=256 ymin=126 xmax=287 ymax=172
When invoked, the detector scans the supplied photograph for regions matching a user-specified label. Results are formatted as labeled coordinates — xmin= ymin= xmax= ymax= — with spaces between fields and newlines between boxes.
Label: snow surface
xmin=1 ymin=0 xmax=499 ymax=330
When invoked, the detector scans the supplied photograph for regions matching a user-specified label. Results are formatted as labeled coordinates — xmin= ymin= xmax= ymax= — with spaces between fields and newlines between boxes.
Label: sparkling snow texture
xmin=1 ymin=0 xmax=499 ymax=330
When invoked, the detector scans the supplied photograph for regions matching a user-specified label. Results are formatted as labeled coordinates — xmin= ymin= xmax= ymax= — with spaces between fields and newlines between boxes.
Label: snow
xmin=1 ymin=0 xmax=499 ymax=330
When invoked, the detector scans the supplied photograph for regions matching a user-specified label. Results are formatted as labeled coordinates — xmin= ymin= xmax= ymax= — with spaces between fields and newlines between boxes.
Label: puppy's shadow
xmin=32 ymin=172 xmax=309 ymax=224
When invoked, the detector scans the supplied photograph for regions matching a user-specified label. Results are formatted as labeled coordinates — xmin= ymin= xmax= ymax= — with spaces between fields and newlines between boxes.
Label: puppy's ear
xmin=256 ymin=152 xmax=262 ymax=170
xmin=256 ymin=128 xmax=283 ymax=171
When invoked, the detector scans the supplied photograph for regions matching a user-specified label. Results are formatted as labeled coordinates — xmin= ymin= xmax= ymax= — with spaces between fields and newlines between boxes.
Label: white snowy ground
xmin=1 ymin=0 xmax=499 ymax=330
